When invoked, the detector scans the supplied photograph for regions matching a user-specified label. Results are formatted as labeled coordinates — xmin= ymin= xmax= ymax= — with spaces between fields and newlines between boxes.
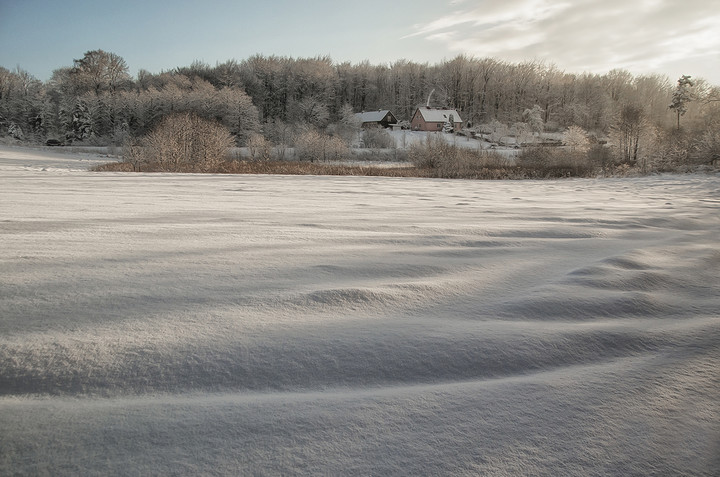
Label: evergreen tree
xmin=669 ymin=75 xmax=694 ymax=130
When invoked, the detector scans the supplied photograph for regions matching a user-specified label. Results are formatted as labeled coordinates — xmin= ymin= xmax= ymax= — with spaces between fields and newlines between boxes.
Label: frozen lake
xmin=1 ymin=145 xmax=718 ymax=475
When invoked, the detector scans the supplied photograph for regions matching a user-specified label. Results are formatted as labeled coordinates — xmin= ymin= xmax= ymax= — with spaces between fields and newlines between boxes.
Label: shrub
xmin=477 ymin=119 xmax=509 ymax=144
xmin=295 ymin=129 xmax=349 ymax=162
xmin=697 ymin=124 xmax=720 ymax=165
xmin=512 ymin=122 xmax=534 ymax=146
xmin=407 ymin=134 xmax=447 ymax=169
xmin=246 ymin=133 xmax=273 ymax=162
xmin=517 ymin=146 xmax=595 ymax=177
xmin=408 ymin=134 xmax=516 ymax=179
xmin=124 ymin=113 xmax=234 ymax=172
xmin=587 ymin=145 xmax=612 ymax=171
xmin=8 ymin=122 xmax=24 ymax=140
xmin=361 ymin=128 xmax=395 ymax=149
xmin=563 ymin=126 xmax=590 ymax=154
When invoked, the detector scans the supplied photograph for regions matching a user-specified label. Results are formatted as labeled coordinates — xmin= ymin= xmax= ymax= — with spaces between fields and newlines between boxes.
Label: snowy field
xmin=1 ymin=145 xmax=718 ymax=476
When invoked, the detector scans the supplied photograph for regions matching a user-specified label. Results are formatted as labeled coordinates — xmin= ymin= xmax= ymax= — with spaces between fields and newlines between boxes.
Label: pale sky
xmin=1 ymin=0 xmax=719 ymax=84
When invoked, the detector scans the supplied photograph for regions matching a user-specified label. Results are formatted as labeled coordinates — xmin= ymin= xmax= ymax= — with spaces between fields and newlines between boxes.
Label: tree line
xmin=1 ymin=50 xmax=718 ymax=167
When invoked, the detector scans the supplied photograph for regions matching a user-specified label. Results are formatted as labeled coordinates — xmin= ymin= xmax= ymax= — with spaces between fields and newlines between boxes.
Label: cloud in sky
xmin=1 ymin=0 xmax=717 ymax=84
xmin=407 ymin=0 xmax=720 ymax=82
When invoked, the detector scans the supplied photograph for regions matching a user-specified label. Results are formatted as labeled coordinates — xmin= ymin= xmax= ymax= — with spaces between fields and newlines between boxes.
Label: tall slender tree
xmin=614 ymin=104 xmax=645 ymax=163
xmin=669 ymin=75 xmax=694 ymax=130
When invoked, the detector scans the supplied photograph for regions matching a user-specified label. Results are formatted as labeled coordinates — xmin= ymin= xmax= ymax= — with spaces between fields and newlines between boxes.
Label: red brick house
xmin=411 ymin=107 xmax=463 ymax=132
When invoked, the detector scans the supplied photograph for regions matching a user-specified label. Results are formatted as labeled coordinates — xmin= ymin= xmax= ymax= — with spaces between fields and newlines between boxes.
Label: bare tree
xmin=613 ymin=104 xmax=645 ymax=164
xmin=704 ymin=86 xmax=720 ymax=104
xmin=474 ymin=58 xmax=499 ymax=124
xmin=289 ymin=96 xmax=329 ymax=128
xmin=71 ymin=50 xmax=131 ymax=95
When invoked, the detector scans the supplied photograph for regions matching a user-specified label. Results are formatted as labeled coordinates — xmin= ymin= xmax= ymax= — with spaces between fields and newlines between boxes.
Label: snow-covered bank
xmin=0 ymin=144 xmax=117 ymax=172
xmin=1 ymin=146 xmax=718 ymax=475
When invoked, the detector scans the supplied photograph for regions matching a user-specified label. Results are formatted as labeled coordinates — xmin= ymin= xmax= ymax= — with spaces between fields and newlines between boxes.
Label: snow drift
xmin=1 ymin=145 xmax=718 ymax=475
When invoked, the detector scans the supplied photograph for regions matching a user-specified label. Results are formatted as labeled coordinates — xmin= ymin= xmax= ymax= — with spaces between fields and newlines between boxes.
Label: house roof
xmin=415 ymin=107 xmax=463 ymax=123
xmin=354 ymin=110 xmax=394 ymax=123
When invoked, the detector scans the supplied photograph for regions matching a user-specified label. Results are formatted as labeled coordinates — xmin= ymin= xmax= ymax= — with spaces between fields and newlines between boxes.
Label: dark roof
xmin=354 ymin=110 xmax=395 ymax=123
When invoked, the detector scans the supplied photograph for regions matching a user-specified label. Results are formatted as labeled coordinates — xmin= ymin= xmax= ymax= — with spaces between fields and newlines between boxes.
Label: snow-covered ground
xmin=389 ymin=129 xmax=520 ymax=155
xmin=1 ymin=145 xmax=718 ymax=476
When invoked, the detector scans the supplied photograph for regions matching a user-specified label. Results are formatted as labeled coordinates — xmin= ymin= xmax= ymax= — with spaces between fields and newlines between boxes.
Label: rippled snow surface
xmin=1 ymin=145 xmax=718 ymax=476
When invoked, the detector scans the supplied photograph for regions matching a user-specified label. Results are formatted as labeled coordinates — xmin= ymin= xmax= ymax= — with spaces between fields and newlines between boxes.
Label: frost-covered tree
xmin=339 ymin=103 xmax=359 ymax=128
xmin=698 ymin=124 xmax=720 ymax=164
xmin=512 ymin=122 xmax=533 ymax=145
xmin=669 ymin=75 xmax=694 ymax=130
xmin=334 ymin=103 xmax=361 ymax=145
xmin=633 ymin=74 xmax=672 ymax=129
xmin=70 ymin=99 xmax=94 ymax=140
xmin=523 ymin=105 xmax=544 ymax=136
xmin=213 ymin=59 xmax=242 ymax=88
xmin=443 ymin=113 xmax=455 ymax=133
xmin=8 ymin=122 xmax=24 ymax=139
xmin=289 ymin=96 xmax=329 ymax=128
xmin=0 ymin=67 xmax=44 ymax=139
xmin=563 ymin=125 xmax=590 ymax=153
xmin=613 ymin=104 xmax=645 ymax=163
xmin=214 ymin=87 xmax=260 ymax=144
xmin=71 ymin=50 xmax=131 ymax=95
xmin=704 ymin=86 xmax=720 ymax=104
xmin=487 ymin=119 xmax=509 ymax=144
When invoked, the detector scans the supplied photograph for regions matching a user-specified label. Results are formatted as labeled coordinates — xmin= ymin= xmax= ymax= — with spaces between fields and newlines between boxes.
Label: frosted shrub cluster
xmin=124 ymin=113 xmax=234 ymax=172
xmin=295 ymin=129 xmax=348 ymax=162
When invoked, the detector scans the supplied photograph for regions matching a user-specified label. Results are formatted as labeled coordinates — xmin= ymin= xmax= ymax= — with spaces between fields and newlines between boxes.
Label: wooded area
xmin=1 ymin=50 xmax=719 ymax=168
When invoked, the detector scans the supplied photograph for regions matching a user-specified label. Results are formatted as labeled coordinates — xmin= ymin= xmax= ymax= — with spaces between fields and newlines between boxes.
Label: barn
xmin=411 ymin=107 xmax=463 ymax=132
xmin=354 ymin=110 xmax=398 ymax=129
